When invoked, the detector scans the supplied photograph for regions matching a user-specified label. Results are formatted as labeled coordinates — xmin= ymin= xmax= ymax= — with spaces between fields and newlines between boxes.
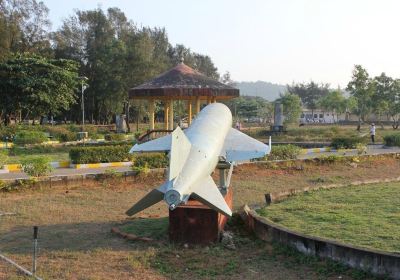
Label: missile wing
xmin=130 ymin=127 xmax=270 ymax=162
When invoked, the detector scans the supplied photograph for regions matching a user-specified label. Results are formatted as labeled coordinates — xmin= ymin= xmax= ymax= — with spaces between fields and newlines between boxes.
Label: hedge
xmin=133 ymin=153 xmax=168 ymax=168
xmin=330 ymin=136 xmax=364 ymax=149
xmin=14 ymin=131 xmax=48 ymax=145
xmin=267 ymin=144 xmax=301 ymax=160
xmin=383 ymin=133 xmax=400 ymax=147
xmin=104 ymin=133 xmax=126 ymax=141
xmin=69 ymin=144 xmax=169 ymax=168
xmin=69 ymin=145 xmax=132 ymax=164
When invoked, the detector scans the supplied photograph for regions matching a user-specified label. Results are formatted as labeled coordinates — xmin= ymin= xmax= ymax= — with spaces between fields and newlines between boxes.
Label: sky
xmin=42 ymin=0 xmax=400 ymax=87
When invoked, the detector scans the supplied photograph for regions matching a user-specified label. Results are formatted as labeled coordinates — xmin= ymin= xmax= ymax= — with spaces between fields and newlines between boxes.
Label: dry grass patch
xmin=1 ymin=157 xmax=396 ymax=279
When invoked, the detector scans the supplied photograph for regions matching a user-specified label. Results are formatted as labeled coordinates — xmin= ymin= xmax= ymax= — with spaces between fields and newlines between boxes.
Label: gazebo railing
xmin=137 ymin=129 xmax=173 ymax=143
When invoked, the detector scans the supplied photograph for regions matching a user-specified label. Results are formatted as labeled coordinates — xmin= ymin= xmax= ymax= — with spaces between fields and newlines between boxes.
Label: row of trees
xmin=276 ymin=65 xmax=400 ymax=128
xmin=0 ymin=0 xmax=220 ymax=125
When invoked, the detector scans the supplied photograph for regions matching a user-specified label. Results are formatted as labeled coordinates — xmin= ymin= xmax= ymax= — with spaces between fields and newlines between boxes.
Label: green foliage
xmin=383 ymin=133 xmax=400 ymax=147
xmin=267 ymin=145 xmax=301 ymax=160
xmin=0 ymin=53 xmax=80 ymax=121
xmin=287 ymin=81 xmax=330 ymax=111
xmin=104 ymin=133 xmax=126 ymax=141
xmin=276 ymin=93 xmax=302 ymax=124
xmin=20 ymin=156 xmax=53 ymax=177
xmin=0 ymin=126 xmax=17 ymax=140
xmin=133 ymin=153 xmax=168 ymax=168
xmin=45 ymin=126 xmax=77 ymax=142
xmin=317 ymin=90 xmax=346 ymax=122
xmin=0 ymin=151 xmax=8 ymax=168
xmin=14 ymin=130 xmax=47 ymax=145
xmin=346 ymin=65 xmax=375 ymax=122
xmin=330 ymin=136 xmax=364 ymax=149
xmin=223 ymin=96 xmax=271 ymax=120
xmin=69 ymin=145 xmax=132 ymax=164
xmin=317 ymin=155 xmax=344 ymax=164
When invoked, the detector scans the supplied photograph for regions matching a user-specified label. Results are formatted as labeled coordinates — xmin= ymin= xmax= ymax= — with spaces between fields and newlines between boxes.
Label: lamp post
xmin=79 ymin=76 xmax=88 ymax=141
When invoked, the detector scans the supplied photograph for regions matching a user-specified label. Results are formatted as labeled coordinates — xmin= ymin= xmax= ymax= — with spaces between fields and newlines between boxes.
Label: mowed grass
xmin=243 ymin=124 xmax=398 ymax=143
xmin=259 ymin=182 xmax=400 ymax=253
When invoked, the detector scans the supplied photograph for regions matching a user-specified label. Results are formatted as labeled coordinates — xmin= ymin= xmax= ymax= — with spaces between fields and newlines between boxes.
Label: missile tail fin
xmin=168 ymin=127 xmax=191 ymax=180
xmin=125 ymin=181 xmax=170 ymax=216
xmin=191 ymin=176 xmax=232 ymax=217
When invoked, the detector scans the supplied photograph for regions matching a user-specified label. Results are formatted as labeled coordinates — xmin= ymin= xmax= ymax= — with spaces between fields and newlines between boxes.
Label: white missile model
xmin=126 ymin=103 xmax=271 ymax=217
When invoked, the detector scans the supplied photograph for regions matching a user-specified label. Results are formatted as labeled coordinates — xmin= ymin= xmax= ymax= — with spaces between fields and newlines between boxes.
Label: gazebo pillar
xmin=149 ymin=99 xmax=155 ymax=130
xmin=212 ymin=97 xmax=217 ymax=103
xmin=168 ymin=99 xmax=174 ymax=130
xmin=195 ymin=97 xmax=201 ymax=115
xmin=207 ymin=96 xmax=212 ymax=105
xmin=164 ymin=101 xmax=169 ymax=130
xmin=187 ymin=99 xmax=192 ymax=125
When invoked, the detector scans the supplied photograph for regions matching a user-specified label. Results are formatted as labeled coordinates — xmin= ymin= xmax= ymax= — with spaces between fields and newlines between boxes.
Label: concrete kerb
xmin=241 ymin=177 xmax=400 ymax=279
xmin=2 ymin=161 xmax=133 ymax=172
xmin=0 ymin=168 xmax=166 ymax=186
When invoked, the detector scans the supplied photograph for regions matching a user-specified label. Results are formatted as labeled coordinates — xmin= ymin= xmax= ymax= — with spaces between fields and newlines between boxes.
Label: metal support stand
xmin=32 ymin=226 xmax=38 ymax=276
xmin=216 ymin=160 xmax=234 ymax=196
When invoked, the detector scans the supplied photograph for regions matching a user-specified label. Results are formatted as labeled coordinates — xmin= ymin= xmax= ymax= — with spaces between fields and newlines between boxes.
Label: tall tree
xmin=287 ymin=81 xmax=329 ymax=119
xmin=386 ymin=78 xmax=400 ymax=129
xmin=0 ymin=0 xmax=51 ymax=58
xmin=276 ymin=92 xmax=302 ymax=124
xmin=221 ymin=71 xmax=236 ymax=87
xmin=168 ymin=44 xmax=219 ymax=79
xmin=346 ymin=65 xmax=374 ymax=130
xmin=317 ymin=89 xmax=346 ymax=123
xmin=372 ymin=73 xmax=393 ymax=128
xmin=0 ymin=53 xmax=79 ymax=124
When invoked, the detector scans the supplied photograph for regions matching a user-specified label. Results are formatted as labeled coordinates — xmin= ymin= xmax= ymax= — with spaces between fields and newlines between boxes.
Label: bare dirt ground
xmin=1 ymin=156 xmax=397 ymax=280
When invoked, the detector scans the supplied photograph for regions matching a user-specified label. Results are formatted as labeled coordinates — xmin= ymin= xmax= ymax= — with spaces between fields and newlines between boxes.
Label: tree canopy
xmin=0 ymin=2 xmax=221 ymax=125
xmin=287 ymin=81 xmax=329 ymax=115
xmin=0 ymin=53 xmax=80 ymax=124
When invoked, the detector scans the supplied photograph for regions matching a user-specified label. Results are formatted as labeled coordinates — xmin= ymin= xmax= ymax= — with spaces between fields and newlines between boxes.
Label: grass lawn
xmin=243 ymin=124 xmax=400 ymax=143
xmin=1 ymin=157 xmax=398 ymax=279
xmin=258 ymin=182 xmax=400 ymax=253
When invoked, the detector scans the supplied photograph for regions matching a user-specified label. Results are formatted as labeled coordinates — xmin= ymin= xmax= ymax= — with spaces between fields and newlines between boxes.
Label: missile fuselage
xmin=127 ymin=102 xmax=270 ymax=217
xmin=164 ymin=103 xmax=232 ymax=209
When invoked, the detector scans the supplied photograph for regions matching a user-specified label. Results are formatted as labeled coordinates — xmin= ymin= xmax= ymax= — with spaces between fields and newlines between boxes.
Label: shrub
xmin=59 ymin=131 xmax=78 ymax=142
xmin=20 ymin=156 xmax=53 ymax=177
xmin=69 ymin=145 xmax=132 ymax=164
xmin=45 ymin=126 xmax=78 ymax=142
xmin=133 ymin=153 xmax=168 ymax=168
xmin=0 ymin=126 xmax=17 ymax=140
xmin=383 ymin=133 xmax=400 ymax=147
xmin=105 ymin=133 xmax=126 ymax=141
xmin=14 ymin=131 xmax=47 ymax=145
xmin=330 ymin=136 xmax=363 ymax=149
xmin=317 ymin=154 xmax=344 ymax=164
xmin=267 ymin=145 xmax=301 ymax=161
xmin=9 ymin=145 xmax=70 ymax=156
xmin=0 ymin=151 xmax=8 ymax=168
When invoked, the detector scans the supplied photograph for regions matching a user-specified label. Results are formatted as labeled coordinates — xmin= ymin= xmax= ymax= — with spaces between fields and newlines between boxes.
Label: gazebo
xmin=128 ymin=60 xmax=239 ymax=132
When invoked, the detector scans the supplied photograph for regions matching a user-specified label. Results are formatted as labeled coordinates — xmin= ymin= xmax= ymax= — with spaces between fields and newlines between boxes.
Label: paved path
xmin=298 ymin=144 xmax=400 ymax=159
xmin=0 ymin=166 xmax=132 ymax=180
xmin=1 ymin=145 xmax=399 ymax=180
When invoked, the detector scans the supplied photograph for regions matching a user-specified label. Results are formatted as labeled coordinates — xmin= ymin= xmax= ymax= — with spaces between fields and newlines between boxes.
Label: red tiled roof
xmin=129 ymin=63 xmax=239 ymax=99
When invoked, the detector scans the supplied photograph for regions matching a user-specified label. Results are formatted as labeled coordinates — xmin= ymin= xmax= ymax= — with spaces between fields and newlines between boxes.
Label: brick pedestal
xmin=169 ymin=188 xmax=233 ymax=244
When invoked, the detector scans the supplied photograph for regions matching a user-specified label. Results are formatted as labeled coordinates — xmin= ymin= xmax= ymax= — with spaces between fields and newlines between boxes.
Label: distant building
xmin=299 ymin=109 xmax=335 ymax=124
xmin=299 ymin=108 xmax=385 ymax=124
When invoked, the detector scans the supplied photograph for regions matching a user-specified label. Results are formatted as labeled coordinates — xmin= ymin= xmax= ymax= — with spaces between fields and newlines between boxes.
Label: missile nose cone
xmin=165 ymin=189 xmax=182 ymax=210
